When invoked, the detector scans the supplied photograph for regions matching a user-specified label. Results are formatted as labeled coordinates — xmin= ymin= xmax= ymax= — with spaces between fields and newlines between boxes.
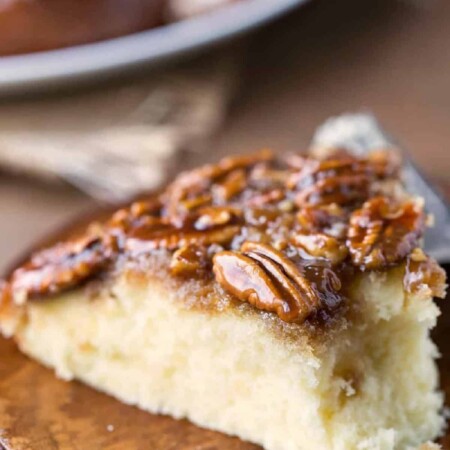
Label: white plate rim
xmin=0 ymin=0 xmax=310 ymax=94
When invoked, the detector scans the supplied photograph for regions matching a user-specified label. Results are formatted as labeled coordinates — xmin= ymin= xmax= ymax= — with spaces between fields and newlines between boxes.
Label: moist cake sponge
xmin=0 ymin=148 xmax=447 ymax=450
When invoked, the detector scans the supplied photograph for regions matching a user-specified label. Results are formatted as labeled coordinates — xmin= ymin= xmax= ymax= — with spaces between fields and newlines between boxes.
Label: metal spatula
xmin=312 ymin=113 xmax=450 ymax=263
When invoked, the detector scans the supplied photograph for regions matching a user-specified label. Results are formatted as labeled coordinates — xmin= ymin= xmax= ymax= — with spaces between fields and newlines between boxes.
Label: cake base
xmin=1 ymin=267 xmax=444 ymax=450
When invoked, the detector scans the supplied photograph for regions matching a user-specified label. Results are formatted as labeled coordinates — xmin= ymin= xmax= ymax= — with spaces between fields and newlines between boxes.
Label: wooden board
xmin=0 ymin=336 xmax=259 ymax=450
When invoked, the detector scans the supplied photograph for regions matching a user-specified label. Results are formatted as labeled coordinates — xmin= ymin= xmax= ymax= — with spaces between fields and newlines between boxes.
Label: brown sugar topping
xmin=2 ymin=148 xmax=446 ymax=323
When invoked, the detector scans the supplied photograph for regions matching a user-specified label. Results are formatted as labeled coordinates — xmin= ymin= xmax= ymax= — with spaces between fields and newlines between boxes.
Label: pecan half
xmin=10 ymin=234 xmax=114 ymax=302
xmin=213 ymin=242 xmax=322 ymax=323
xmin=347 ymin=197 xmax=425 ymax=270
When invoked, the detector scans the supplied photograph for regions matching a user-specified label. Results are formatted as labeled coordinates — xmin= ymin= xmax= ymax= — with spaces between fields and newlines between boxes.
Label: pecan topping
xmin=10 ymin=234 xmax=114 ymax=302
xmin=213 ymin=242 xmax=322 ymax=323
xmin=347 ymin=197 xmax=425 ymax=270
xmin=2 ymin=146 xmax=442 ymax=325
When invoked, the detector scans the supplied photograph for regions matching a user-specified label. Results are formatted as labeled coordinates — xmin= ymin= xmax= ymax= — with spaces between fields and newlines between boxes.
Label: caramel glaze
xmin=0 ymin=148 xmax=446 ymax=327
xmin=0 ymin=0 xmax=166 ymax=55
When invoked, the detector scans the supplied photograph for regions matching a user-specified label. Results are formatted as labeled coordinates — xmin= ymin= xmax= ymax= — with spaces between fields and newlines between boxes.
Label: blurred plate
xmin=0 ymin=0 xmax=310 ymax=95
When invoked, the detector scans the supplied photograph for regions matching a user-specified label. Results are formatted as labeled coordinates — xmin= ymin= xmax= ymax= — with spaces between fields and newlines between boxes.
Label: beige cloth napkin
xmin=0 ymin=55 xmax=236 ymax=202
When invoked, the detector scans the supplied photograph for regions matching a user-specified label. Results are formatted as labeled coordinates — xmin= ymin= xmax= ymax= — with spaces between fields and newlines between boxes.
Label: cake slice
xmin=0 ymin=144 xmax=447 ymax=450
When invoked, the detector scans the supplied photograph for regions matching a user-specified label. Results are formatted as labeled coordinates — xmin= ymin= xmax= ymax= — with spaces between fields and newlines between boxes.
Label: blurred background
xmin=0 ymin=0 xmax=449 ymax=273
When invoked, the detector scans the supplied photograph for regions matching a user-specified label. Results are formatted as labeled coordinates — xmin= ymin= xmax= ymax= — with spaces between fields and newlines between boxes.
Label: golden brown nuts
xmin=3 ymin=146 xmax=431 ymax=319
xmin=10 ymin=234 xmax=113 ymax=302
xmin=130 ymin=199 xmax=161 ymax=218
xmin=287 ymin=153 xmax=399 ymax=208
xmin=213 ymin=169 xmax=247 ymax=202
xmin=291 ymin=232 xmax=348 ymax=265
xmin=127 ymin=225 xmax=240 ymax=253
xmin=347 ymin=197 xmax=425 ymax=270
xmin=170 ymin=245 xmax=210 ymax=276
xmin=287 ymin=158 xmax=370 ymax=207
xmin=213 ymin=242 xmax=322 ymax=323
xmin=164 ymin=150 xmax=273 ymax=220
xmin=194 ymin=206 xmax=242 ymax=230
xmin=296 ymin=203 xmax=347 ymax=237
xmin=246 ymin=189 xmax=285 ymax=207
xmin=404 ymin=252 xmax=447 ymax=299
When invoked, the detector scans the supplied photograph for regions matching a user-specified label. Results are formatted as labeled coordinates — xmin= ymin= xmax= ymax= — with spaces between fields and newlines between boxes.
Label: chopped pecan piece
xmin=10 ymin=234 xmax=114 ymax=302
xmin=213 ymin=242 xmax=323 ymax=323
xmin=287 ymin=158 xmax=371 ymax=206
xmin=109 ymin=198 xmax=162 ymax=231
xmin=291 ymin=232 xmax=348 ymax=265
xmin=163 ymin=150 xmax=273 ymax=221
xmin=365 ymin=148 xmax=401 ymax=178
xmin=219 ymin=149 xmax=274 ymax=173
xmin=287 ymin=153 xmax=399 ymax=207
xmin=212 ymin=169 xmax=247 ymax=202
xmin=194 ymin=206 xmax=242 ymax=231
xmin=130 ymin=199 xmax=162 ymax=218
xmin=294 ymin=173 xmax=370 ymax=207
xmin=249 ymin=163 xmax=288 ymax=186
xmin=179 ymin=194 xmax=213 ymax=214
xmin=347 ymin=197 xmax=425 ymax=270
xmin=296 ymin=204 xmax=348 ymax=239
xmin=170 ymin=245 xmax=210 ymax=276
xmin=246 ymin=189 xmax=285 ymax=207
xmin=127 ymin=225 xmax=240 ymax=253
xmin=404 ymin=251 xmax=447 ymax=299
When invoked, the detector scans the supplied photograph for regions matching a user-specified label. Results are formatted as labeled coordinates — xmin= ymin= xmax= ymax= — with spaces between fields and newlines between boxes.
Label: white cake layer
xmin=2 ymin=268 xmax=445 ymax=450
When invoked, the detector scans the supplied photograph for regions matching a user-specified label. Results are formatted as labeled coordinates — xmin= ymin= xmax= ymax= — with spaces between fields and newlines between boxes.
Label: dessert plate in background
xmin=0 ymin=0 xmax=310 ymax=95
